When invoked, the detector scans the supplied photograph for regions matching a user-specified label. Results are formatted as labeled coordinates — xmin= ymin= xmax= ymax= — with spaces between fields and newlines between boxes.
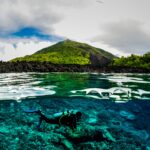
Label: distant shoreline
xmin=0 ymin=62 xmax=149 ymax=73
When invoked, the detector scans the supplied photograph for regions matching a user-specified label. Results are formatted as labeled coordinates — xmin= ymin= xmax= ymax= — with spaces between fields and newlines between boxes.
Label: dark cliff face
xmin=89 ymin=53 xmax=111 ymax=67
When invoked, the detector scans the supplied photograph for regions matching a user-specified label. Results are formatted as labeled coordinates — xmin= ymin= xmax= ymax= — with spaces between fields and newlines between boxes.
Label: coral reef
xmin=0 ymin=98 xmax=150 ymax=150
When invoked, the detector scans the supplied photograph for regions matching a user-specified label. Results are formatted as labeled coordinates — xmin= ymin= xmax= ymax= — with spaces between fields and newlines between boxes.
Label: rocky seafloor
xmin=0 ymin=97 xmax=150 ymax=150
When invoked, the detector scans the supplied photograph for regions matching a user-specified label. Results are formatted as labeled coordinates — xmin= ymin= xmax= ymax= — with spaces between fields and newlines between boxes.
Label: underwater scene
xmin=0 ymin=72 xmax=150 ymax=150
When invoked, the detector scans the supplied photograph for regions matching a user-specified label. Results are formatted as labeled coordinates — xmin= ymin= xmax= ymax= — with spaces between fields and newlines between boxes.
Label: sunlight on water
xmin=0 ymin=73 xmax=56 ymax=101
xmin=0 ymin=73 xmax=150 ymax=102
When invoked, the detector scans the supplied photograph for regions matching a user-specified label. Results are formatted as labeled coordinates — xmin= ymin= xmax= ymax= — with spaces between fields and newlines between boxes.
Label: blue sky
xmin=11 ymin=27 xmax=63 ymax=41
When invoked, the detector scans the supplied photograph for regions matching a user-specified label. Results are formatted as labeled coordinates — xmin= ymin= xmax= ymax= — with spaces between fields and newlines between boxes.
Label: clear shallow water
xmin=0 ymin=73 xmax=150 ymax=149
xmin=0 ymin=72 xmax=150 ymax=102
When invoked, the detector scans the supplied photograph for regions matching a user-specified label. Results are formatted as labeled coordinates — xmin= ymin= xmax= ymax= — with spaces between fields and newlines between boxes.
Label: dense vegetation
xmin=111 ymin=52 xmax=150 ymax=69
xmin=11 ymin=40 xmax=115 ymax=66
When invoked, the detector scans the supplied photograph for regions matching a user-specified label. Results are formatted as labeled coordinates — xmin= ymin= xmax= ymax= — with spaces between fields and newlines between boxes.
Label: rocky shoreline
xmin=0 ymin=61 xmax=149 ymax=73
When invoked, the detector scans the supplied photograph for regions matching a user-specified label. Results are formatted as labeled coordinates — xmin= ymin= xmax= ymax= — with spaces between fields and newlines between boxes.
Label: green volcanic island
xmin=11 ymin=39 xmax=115 ymax=66
xmin=0 ymin=39 xmax=150 ymax=72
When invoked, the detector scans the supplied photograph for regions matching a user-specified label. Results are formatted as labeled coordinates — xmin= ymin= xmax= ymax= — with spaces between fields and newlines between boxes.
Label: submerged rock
xmin=119 ymin=110 xmax=135 ymax=120
xmin=88 ymin=117 xmax=98 ymax=124
xmin=111 ymin=120 xmax=121 ymax=126
xmin=80 ymin=142 xmax=109 ymax=150
xmin=102 ymin=129 xmax=116 ymax=142
xmin=61 ymin=139 xmax=74 ymax=150
xmin=0 ymin=127 xmax=10 ymax=135
xmin=132 ymin=130 xmax=149 ymax=141
xmin=65 ymin=125 xmax=106 ymax=143
xmin=64 ymin=124 xmax=116 ymax=144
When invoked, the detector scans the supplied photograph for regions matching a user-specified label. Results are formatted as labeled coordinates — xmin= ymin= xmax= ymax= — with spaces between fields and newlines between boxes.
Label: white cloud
xmin=92 ymin=20 xmax=150 ymax=55
xmin=0 ymin=0 xmax=91 ymax=35
xmin=0 ymin=38 xmax=54 ymax=61
xmin=0 ymin=0 xmax=92 ymax=61
xmin=0 ymin=0 xmax=60 ymax=35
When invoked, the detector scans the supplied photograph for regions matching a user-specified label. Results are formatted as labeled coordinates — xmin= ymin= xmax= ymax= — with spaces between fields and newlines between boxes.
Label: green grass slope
xmin=11 ymin=39 xmax=115 ymax=66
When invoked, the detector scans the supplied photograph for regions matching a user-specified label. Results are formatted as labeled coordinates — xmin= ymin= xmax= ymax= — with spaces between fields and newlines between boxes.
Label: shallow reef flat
xmin=0 ymin=97 xmax=150 ymax=150
xmin=0 ymin=73 xmax=150 ymax=149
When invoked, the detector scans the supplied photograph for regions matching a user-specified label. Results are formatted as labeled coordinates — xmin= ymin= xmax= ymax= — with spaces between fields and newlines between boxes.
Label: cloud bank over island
xmin=92 ymin=20 xmax=150 ymax=55
xmin=0 ymin=0 xmax=150 ymax=61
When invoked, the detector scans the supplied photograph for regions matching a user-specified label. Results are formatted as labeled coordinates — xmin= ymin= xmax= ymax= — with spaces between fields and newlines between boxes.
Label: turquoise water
xmin=0 ymin=73 xmax=150 ymax=149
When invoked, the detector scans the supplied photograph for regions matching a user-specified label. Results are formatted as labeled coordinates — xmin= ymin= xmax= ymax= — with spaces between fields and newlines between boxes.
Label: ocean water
xmin=0 ymin=73 xmax=150 ymax=149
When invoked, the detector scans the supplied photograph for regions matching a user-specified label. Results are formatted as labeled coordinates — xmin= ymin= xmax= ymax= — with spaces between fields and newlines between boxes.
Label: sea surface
xmin=0 ymin=73 xmax=150 ymax=150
